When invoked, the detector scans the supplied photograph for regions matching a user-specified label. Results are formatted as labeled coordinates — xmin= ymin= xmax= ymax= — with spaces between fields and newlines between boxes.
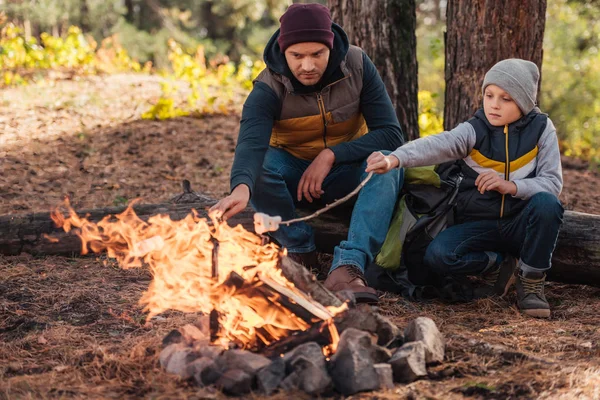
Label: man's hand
xmin=366 ymin=151 xmax=399 ymax=174
xmin=475 ymin=171 xmax=517 ymax=195
xmin=209 ymin=184 xmax=250 ymax=221
xmin=297 ymin=149 xmax=335 ymax=203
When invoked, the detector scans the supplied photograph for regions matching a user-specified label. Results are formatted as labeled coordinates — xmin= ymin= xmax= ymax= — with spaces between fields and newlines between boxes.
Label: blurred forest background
xmin=2 ymin=0 xmax=600 ymax=165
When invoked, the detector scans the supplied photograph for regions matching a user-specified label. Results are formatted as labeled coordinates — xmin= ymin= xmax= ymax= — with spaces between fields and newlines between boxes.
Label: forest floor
xmin=1 ymin=74 xmax=600 ymax=399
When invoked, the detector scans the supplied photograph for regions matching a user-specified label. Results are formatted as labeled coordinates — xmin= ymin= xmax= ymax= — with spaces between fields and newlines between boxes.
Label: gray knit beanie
xmin=482 ymin=58 xmax=539 ymax=115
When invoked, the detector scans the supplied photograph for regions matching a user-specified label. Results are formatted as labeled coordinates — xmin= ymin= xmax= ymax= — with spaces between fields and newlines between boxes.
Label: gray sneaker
xmin=474 ymin=256 xmax=517 ymax=299
xmin=516 ymin=270 xmax=550 ymax=318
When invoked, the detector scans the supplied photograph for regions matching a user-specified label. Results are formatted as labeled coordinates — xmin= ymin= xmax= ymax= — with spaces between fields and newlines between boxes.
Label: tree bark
xmin=443 ymin=0 xmax=547 ymax=130
xmin=79 ymin=0 xmax=90 ymax=32
xmin=1 ymin=199 xmax=599 ymax=287
xmin=125 ymin=0 xmax=136 ymax=24
xmin=329 ymin=0 xmax=419 ymax=141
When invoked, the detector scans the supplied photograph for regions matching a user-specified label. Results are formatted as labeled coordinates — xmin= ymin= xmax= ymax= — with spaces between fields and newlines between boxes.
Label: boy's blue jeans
xmin=251 ymin=147 xmax=403 ymax=273
xmin=423 ymin=192 xmax=564 ymax=277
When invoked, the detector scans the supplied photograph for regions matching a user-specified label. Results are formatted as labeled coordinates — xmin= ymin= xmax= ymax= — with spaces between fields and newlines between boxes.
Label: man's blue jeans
xmin=423 ymin=192 xmax=564 ymax=277
xmin=251 ymin=147 xmax=403 ymax=273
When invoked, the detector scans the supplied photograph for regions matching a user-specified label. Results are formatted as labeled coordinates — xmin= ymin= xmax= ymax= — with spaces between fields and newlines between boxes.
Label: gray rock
xmin=374 ymin=313 xmax=404 ymax=348
xmin=194 ymin=344 xmax=223 ymax=360
xmin=282 ymin=341 xmax=326 ymax=371
xmin=335 ymin=307 xmax=404 ymax=348
xmin=335 ymin=308 xmax=378 ymax=336
xmin=215 ymin=368 xmax=253 ymax=396
xmin=328 ymin=328 xmax=380 ymax=395
xmin=215 ymin=349 xmax=271 ymax=376
xmin=374 ymin=363 xmax=394 ymax=390
xmin=180 ymin=324 xmax=208 ymax=345
xmin=389 ymin=341 xmax=427 ymax=383
xmin=371 ymin=344 xmax=393 ymax=363
xmin=291 ymin=356 xmax=332 ymax=395
xmin=187 ymin=357 xmax=215 ymax=387
xmin=200 ymin=361 xmax=223 ymax=385
xmin=159 ymin=343 xmax=187 ymax=368
xmin=165 ymin=347 xmax=198 ymax=379
xmin=279 ymin=370 xmax=300 ymax=392
xmin=193 ymin=314 xmax=210 ymax=336
xmin=256 ymin=358 xmax=286 ymax=396
xmin=404 ymin=317 xmax=445 ymax=364
xmin=161 ymin=330 xmax=184 ymax=348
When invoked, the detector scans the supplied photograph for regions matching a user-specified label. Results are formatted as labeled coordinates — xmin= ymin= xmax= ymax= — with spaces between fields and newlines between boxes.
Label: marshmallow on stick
xmin=253 ymin=172 xmax=373 ymax=234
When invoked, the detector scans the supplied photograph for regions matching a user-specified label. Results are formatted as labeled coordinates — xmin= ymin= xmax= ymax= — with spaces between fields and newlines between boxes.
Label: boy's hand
xmin=209 ymin=184 xmax=250 ymax=221
xmin=475 ymin=171 xmax=517 ymax=195
xmin=366 ymin=151 xmax=399 ymax=174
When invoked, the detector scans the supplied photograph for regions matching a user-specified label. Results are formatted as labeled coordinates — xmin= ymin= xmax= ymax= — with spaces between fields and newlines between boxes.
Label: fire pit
xmin=50 ymin=201 xmax=446 ymax=396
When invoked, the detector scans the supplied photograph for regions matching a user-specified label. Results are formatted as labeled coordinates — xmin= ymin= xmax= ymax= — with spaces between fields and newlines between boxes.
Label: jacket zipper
xmin=316 ymin=92 xmax=328 ymax=148
xmin=315 ymin=75 xmax=352 ymax=149
xmin=500 ymin=124 xmax=509 ymax=218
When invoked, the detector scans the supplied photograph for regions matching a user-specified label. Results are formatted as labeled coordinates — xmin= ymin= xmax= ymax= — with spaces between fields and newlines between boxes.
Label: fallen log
xmin=1 ymin=197 xmax=599 ymax=287
xmin=0 ymin=199 xmax=347 ymax=258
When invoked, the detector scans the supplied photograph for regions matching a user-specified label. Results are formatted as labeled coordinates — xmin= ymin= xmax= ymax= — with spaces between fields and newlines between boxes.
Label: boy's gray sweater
xmin=391 ymin=116 xmax=563 ymax=200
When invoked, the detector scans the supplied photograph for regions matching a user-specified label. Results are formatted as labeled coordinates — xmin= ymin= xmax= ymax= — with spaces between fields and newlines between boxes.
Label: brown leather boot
xmin=324 ymin=265 xmax=379 ymax=304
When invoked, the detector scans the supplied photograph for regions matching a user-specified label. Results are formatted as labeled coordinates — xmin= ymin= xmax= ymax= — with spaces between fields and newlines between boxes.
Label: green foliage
xmin=141 ymin=82 xmax=190 ymax=120
xmin=0 ymin=23 xmax=147 ymax=87
xmin=416 ymin=6 xmax=446 ymax=137
xmin=542 ymin=0 xmax=600 ymax=164
xmin=418 ymin=90 xmax=444 ymax=137
xmin=113 ymin=195 xmax=129 ymax=206
xmin=142 ymin=39 xmax=264 ymax=120
xmin=3 ymin=0 xmax=289 ymax=68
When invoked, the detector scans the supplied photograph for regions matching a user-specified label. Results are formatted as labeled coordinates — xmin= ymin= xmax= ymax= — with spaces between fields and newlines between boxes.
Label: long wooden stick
xmin=253 ymin=172 xmax=375 ymax=234
xmin=280 ymin=172 xmax=374 ymax=226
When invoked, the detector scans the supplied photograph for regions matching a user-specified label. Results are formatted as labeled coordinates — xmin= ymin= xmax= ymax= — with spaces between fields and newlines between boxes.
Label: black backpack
xmin=365 ymin=162 xmax=466 ymax=300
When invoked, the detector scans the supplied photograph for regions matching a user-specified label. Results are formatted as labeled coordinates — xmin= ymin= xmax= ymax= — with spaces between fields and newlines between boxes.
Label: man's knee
xmin=363 ymin=151 xmax=404 ymax=187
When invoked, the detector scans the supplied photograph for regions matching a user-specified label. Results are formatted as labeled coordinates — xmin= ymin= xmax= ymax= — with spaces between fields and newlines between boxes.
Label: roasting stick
xmin=253 ymin=172 xmax=374 ymax=235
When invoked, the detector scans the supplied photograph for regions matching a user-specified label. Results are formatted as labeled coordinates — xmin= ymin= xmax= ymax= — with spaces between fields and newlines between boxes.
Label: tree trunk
xmin=125 ymin=0 xmax=136 ymax=24
xmin=79 ymin=0 xmax=90 ymax=32
xmin=1 ymin=197 xmax=599 ymax=287
xmin=443 ymin=0 xmax=547 ymax=130
xmin=329 ymin=0 xmax=419 ymax=141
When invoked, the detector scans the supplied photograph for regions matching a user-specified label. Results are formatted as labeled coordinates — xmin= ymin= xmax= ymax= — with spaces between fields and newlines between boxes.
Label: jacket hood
xmin=263 ymin=23 xmax=350 ymax=93
xmin=473 ymin=107 xmax=545 ymax=134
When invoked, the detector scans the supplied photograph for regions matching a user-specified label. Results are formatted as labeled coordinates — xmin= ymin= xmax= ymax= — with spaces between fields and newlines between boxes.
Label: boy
xmin=366 ymin=59 xmax=564 ymax=318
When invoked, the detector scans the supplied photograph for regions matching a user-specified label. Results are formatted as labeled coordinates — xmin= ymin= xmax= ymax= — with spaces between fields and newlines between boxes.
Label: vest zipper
xmin=316 ymin=91 xmax=328 ymax=148
xmin=315 ymin=75 xmax=352 ymax=149
xmin=500 ymin=124 xmax=509 ymax=218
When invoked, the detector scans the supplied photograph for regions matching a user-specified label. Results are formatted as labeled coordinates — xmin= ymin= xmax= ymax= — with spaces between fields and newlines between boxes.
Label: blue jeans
xmin=251 ymin=147 xmax=403 ymax=273
xmin=423 ymin=192 xmax=564 ymax=277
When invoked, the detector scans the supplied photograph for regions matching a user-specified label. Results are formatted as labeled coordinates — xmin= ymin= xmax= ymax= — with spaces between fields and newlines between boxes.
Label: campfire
xmin=50 ymin=199 xmax=445 ymax=396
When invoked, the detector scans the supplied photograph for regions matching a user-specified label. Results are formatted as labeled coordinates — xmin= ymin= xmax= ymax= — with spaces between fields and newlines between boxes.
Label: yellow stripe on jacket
xmin=270 ymin=112 xmax=368 ymax=160
xmin=464 ymin=147 xmax=539 ymax=180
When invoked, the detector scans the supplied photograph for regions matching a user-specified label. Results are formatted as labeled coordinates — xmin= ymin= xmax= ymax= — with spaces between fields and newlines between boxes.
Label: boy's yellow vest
xmin=254 ymin=46 xmax=368 ymax=160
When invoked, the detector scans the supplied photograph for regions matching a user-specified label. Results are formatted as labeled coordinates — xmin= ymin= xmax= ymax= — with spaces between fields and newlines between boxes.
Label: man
xmin=210 ymin=3 xmax=404 ymax=303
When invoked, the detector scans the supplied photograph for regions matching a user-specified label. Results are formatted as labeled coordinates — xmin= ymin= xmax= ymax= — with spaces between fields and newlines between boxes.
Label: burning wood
xmin=49 ymin=199 xmax=346 ymax=351
xmin=49 ymin=199 xmax=448 ymax=396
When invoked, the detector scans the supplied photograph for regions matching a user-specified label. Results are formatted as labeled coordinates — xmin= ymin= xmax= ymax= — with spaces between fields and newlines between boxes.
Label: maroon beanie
xmin=277 ymin=3 xmax=334 ymax=52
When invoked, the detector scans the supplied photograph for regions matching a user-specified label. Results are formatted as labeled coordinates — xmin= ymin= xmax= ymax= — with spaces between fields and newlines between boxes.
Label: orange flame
xmin=50 ymin=199 xmax=344 ymax=350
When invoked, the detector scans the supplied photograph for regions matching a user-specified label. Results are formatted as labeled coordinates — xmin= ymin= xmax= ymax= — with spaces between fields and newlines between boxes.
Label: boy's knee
xmin=424 ymin=241 xmax=454 ymax=275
